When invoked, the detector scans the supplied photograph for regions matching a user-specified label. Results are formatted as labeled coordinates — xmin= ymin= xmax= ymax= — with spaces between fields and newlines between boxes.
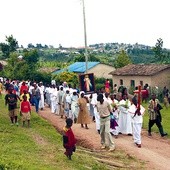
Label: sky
xmin=0 ymin=0 xmax=170 ymax=48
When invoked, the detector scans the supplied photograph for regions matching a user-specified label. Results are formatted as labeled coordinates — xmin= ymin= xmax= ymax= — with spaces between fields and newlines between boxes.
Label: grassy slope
xmin=0 ymin=94 xmax=145 ymax=170
xmin=0 ymin=96 xmax=108 ymax=170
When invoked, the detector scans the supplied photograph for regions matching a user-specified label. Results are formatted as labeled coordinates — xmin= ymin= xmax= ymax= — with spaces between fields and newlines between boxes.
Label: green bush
xmin=149 ymin=87 xmax=164 ymax=102
xmin=52 ymin=71 xmax=79 ymax=87
xmin=95 ymin=83 xmax=104 ymax=91
xmin=128 ymin=86 xmax=135 ymax=95
xmin=95 ymin=77 xmax=113 ymax=89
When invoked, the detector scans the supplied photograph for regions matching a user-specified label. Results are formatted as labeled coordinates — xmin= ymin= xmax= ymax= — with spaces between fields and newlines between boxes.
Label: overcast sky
xmin=0 ymin=0 xmax=170 ymax=48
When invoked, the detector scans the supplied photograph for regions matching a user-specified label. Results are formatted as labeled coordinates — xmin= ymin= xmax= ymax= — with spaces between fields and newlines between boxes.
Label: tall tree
xmin=27 ymin=43 xmax=35 ymax=48
xmin=73 ymin=53 xmax=100 ymax=62
xmin=114 ymin=50 xmax=132 ymax=68
xmin=3 ymin=50 xmax=40 ymax=80
xmin=153 ymin=38 xmax=168 ymax=63
xmin=0 ymin=35 xmax=18 ymax=58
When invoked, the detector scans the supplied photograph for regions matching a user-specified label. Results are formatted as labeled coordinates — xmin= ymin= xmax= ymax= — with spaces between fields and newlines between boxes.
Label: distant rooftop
xmin=52 ymin=62 xmax=100 ymax=74
xmin=109 ymin=64 xmax=170 ymax=76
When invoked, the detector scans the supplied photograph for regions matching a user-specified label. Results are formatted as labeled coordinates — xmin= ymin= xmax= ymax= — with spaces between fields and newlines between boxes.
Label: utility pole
xmin=82 ymin=0 xmax=88 ymax=73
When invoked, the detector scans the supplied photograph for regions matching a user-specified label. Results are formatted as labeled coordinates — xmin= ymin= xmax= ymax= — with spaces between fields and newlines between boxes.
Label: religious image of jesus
xmin=84 ymin=75 xmax=92 ymax=92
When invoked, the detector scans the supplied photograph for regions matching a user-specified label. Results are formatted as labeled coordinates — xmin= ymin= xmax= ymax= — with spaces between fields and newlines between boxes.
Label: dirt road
xmin=38 ymin=106 xmax=170 ymax=170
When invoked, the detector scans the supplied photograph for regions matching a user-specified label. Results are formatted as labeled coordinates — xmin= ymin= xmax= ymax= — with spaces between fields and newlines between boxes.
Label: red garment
xmin=20 ymin=85 xmax=28 ymax=95
xmin=20 ymin=101 xmax=31 ymax=113
xmin=105 ymin=80 xmax=110 ymax=88
xmin=142 ymin=89 xmax=149 ymax=99
xmin=63 ymin=127 xmax=76 ymax=148
xmin=63 ymin=127 xmax=76 ymax=157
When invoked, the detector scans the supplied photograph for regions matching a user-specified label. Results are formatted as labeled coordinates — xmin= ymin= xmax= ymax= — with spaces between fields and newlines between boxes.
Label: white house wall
xmin=88 ymin=64 xmax=115 ymax=78
xmin=151 ymin=69 xmax=170 ymax=88
xmin=112 ymin=75 xmax=152 ymax=89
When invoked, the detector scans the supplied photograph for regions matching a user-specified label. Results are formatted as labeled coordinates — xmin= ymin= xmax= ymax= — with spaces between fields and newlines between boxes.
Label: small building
xmin=109 ymin=64 xmax=170 ymax=89
xmin=52 ymin=62 xmax=115 ymax=78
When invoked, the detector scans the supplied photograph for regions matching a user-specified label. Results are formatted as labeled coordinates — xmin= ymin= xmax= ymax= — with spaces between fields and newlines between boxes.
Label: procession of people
xmin=2 ymin=77 xmax=169 ymax=159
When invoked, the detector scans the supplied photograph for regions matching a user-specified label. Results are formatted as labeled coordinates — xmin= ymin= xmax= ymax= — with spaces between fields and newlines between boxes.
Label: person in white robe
xmin=89 ymin=94 xmax=95 ymax=121
xmin=58 ymin=86 xmax=65 ymax=118
xmin=128 ymin=96 xmax=145 ymax=148
xmin=38 ymin=82 xmax=45 ymax=110
xmin=28 ymin=82 xmax=34 ymax=105
xmin=62 ymin=90 xmax=72 ymax=118
xmin=118 ymin=94 xmax=132 ymax=135
xmin=91 ymin=92 xmax=100 ymax=134
xmin=50 ymin=85 xmax=59 ymax=114
xmin=71 ymin=91 xmax=79 ymax=123
xmin=45 ymin=84 xmax=51 ymax=107
xmin=63 ymin=82 xmax=68 ymax=93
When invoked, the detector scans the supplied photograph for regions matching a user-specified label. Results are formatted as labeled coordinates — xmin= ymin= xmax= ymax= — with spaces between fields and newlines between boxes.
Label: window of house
xmin=140 ymin=81 xmax=143 ymax=87
xmin=120 ymin=79 xmax=123 ymax=85
xmin=131 ymin=80 xmax=135 ymax=87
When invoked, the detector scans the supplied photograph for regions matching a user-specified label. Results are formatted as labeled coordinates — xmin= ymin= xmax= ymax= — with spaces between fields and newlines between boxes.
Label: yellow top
xmin=20 ymin=93 xmax=30 ymax=101
xmin=0 ymin=82 xmax=3 ymax=91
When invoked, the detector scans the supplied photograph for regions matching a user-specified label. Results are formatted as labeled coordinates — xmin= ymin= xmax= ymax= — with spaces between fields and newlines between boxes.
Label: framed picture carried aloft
xmin=79 ymin=73 xmax=95 ymax=94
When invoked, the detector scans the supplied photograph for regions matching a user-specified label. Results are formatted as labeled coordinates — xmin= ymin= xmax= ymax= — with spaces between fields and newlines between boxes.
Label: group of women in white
xmin=91 ymin=91 xmax=145 ymax=149
xmin=44 ymin=84 xmax=79 ymax=121
xmin=28 ymin=81 xmax=145 ymax=149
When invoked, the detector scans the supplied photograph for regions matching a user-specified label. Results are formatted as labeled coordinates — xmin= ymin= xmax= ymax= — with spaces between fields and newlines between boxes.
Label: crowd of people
xmin=1 ymin=78 xmax=169 ymax=160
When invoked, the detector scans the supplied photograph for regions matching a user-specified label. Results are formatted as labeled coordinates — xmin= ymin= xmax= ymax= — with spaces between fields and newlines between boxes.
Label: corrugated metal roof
xmin=109 ymin=64 xmax=170 ymax=76
xmin=52 ymin=62 xmax=100 ymax=74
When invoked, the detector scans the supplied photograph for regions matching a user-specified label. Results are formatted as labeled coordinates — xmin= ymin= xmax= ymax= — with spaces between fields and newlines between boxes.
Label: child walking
xmin=20 ymin=95 xmax=31 ymax=127
xmin=5 ymin=85 xmax=20 ymax=126
xmin=62 ymin=118 xmax=76 ymax=160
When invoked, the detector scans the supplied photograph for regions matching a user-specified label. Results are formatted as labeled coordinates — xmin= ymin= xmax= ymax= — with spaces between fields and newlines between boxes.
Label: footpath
xmin=38 ymin=105 xmax=170 ymax=170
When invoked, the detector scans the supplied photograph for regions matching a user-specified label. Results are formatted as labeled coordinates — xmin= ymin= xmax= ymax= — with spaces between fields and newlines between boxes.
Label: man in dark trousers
xmin=148 ymin=94 xmax=167 ymax=137
xmin=5 ymin=85 xmax=19 ymax=125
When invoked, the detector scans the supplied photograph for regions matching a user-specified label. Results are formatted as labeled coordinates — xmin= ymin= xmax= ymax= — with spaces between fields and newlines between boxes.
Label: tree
xmin=36 ymin=43 xmax=43 ymax=49
xmin=0 ymin=63 xmax=3 ymax=71
xmin=0 ymin=35 xmax=18 ymax=58
xmin=114 ymin=50 xmax=132 ymax=68
xmin=27 ymin=43 xmax=35 ymax=48
xmin=105 ymin=43 xmax=112 ymax=51
xmin=153 ymin=38 xmax=168 ymax=63
xmin=52 ymin=72 xmax=78 ymax=87
xmin=3 ymin=49 xmax=40 ymax=80
xmin=22 ymin=49 xmax=40 ymax=79
xmin=3 ymin=52 xmax=20 ymax=79
xmin=73 ymin=53 xmax=100 ymax=62
xmin=0 ymin=43 xmax=10 ymax=59
xmin=7 ymin=35 xmax=18 ymax=52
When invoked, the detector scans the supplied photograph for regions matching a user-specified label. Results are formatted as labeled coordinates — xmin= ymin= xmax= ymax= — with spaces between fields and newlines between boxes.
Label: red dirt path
xmin=38 ymin=106 xmax=170 ymax=170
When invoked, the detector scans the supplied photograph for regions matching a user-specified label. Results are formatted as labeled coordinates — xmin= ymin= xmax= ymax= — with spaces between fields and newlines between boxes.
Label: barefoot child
xmin=20 ymin=95 xmax=31 ymax=127
xmin=62 ymin=118 xmax=76 ymax=160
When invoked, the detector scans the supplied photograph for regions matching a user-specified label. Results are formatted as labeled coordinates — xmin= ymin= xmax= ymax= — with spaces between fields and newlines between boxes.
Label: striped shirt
xmin=148 ymin=99 xmax=160 ymax=120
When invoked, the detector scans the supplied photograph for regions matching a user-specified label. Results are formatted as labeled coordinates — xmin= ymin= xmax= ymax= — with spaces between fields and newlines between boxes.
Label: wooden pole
xmin=82 ymin=0 xmax=88 ymax=73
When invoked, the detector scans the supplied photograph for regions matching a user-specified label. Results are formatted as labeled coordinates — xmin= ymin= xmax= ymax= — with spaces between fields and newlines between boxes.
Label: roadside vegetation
xmin=0 ymin=95 xmax=145 ymax=170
